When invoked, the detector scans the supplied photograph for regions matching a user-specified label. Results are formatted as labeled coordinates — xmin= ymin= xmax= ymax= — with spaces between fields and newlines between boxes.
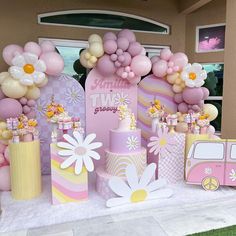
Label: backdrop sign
xmin=36 ymin=74 xmax=85 ymax=174
xmin=86 ymin=69 xmax=137 ymax=166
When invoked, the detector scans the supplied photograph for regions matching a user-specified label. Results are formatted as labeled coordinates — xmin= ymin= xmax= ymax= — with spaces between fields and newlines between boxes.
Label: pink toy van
xmin=185 ymin=139 xmax=236 ymax=190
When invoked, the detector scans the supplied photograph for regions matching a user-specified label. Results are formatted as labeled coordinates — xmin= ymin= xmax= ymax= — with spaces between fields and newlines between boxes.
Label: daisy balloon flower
xmin=106 ymin=163 xmax=173 ymax=207
xmin=57 ymin=131 xmax=103 ymax=175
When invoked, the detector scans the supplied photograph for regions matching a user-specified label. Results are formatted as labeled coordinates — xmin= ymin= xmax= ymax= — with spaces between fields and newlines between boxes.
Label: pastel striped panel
xmin=105 ymin=148 xmax=147 ymax=177
xmin=50 ymin=144 xmax=88 ymax=205
xmin=138 ymin=74 xmax=177 ymax=143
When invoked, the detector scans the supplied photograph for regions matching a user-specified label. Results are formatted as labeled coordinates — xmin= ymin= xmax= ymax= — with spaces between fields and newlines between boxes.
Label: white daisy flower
xmin=36 ymin=99 xmax=47 ymax=117
xmin=114 ymin=92 xmax=130 ymax=106
xmin=180 ymin=63 xmax=207 ymax=88
xmin=106 ymin=163 xmax=173 ymax=207
xmin=57 ymin=131 xmax=102 ymax=175
xmin=8 ymin=52 xmax=46 ymax=86
xmin=65 ymin=87 xmax=82 ymax=104
xmin=229 ymin=169 xmax=236 ymax=181
xmin=204 ymin=167 xmax=212 ymax=175
xmin=126 ymin=136 xmax=139 ymax=151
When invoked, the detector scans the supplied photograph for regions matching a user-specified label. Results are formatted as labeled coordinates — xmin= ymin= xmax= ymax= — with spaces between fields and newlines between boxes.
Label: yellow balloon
xmin=80 ymin=50 xmax=94 ymax=69
xmin=176 ymin=122 xmax=188 ymax=133
xmin=175 ymin=78 xmax=182 ymax=85
xmin=1 ymin=76 xmax=27 ymax=98
xmin=180 ymin=81 xmax=186 ymax=88
xmin=25 ymin=86 xmax=40 ymax=100
xmin=203 ymin=104 xmax=218 ymax=121
xmin=89 ymin=55 xmax=97 ymax=64
xmin=0 ymin=122 xmax=7 ymax=130
xmin=166 ymin=72 xmax=179 ymax=84
xmin=88 ymin=34 xmax=102 ymax=44
xmin=172 ymin=84 xmax=182 ymax=93
xmin=84 ymin=51 xmax=91 ymax=60
xmin=89 ymin=42 xmax=104 ymax=58
xmin=0 ymin=72 xmax=9 ymax=84
xmin=37 ymin=76 xmax=48 ymax=88
xmin=1 ymin=130 xmax=12 ymax=139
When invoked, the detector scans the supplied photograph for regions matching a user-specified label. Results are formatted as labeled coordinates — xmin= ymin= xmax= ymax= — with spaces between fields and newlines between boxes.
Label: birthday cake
xmin=96 ymin=105 xmax=147 ymax=199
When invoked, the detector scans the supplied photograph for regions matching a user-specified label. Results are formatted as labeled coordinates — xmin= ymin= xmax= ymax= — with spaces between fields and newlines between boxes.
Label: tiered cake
xmin=96 ymin=105 xmax=147 ymax=199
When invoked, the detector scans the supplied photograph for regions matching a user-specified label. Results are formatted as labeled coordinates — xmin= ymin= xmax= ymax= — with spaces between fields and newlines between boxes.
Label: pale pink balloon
xmin=40 ymin=41 xmax=55 ymax=53
xmin=128 ymin=71 xmax=135 ymax=78
xmin=130 ymin=55 xmax=152 ymax=76
xmin=115 ymin=61 xmax=121 ymax=67
xmin=192 ymin=104 xmax=201 ymax=112
xmin=116 ymin=67 xmax=124 ymax=77
xmin=23 ymin=105 xmax=31 ymax=114
xmin=152 ymin=60 xmax=168 ymax=77
xmin=202 ymin=87 xmax=210 ymax=100
xmin=174 ymin=93 xmax=183 ymax=104
xmin=26 ymin=110 xmax=36 ymax=119
xmin=40 ymin=52 xmax=64 ymax=76
xmin=150 ymin=56 xmax=160 ymax=64
xmin=140 ymin=47 xmax=146 ymax=56
xmin=169 ymin=52 xmax=188 ymax=70
xmin=97 ymin=55 xmax=116 ymax=76
xmin=103 ymin=39 xmax=117 ymax=54
xmin=117 ymin=29 xmax=136 ymax=42
xmin=19 ymin=97 xmax=27 ymax=105
xmin=0 ymin=166 xmax=11 ymax=191
xmin=160 ymin=48 xmax=173 ymax=61
xmin=127 ymin=75 xmax=141 ymax=84
xmin=122 ymin=52 xmax=132 ymax=66
xmin=103 ymin=32 xmax=117 ymax=41
xmin=178 ymin=102 xmax=188 ymax=113
xmin=182 ymin=87 xmax=204 ymax=105
xmin=110 ymin=54 xmax=118 ymax=61
xmin=2 ymin=44 xmax=24 ymax=65
xmin=168 ymin=61 xmax=174 ymax=67
xmin=118 ymin=55 xmax=125 ymax=62
xmin=128 ymin=42 xmax=142 ymax=56
xmin=27 ymin=99 xmax=36 ymax=107
xmin=117 ymin=37 xmax=129 ymax=51
xmin=0 ymin=98 xmax=23 ymax=119
xmin=167 ymin=68 xmax=173 ymax=74
xmin=173 ymin=66 xmax=179 ymax=72
xmin=125 ymin=66 xmax=131 ymax=72
xmin=207 ymin=125 xmax=215 ymax=135
xmin=121 ymin=72 xmax=128 ymax=79
xmin=24 ymin=42 xmax=41 ymax=56
xmin=116 ymin=49 xmax=123 ymax=56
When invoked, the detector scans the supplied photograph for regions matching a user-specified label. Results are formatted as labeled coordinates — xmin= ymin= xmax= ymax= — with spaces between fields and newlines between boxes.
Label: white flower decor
xmin=114 ymin=92 xmax=130 ymax=106
xmin=65 ymin=87 xmax=82 ymax=104
xmin=229 ymin=169 xmax=236 ymax=181
xmin=57 ymin=131 xmax=102 ymax=175
xmin=106 ymin=163 xmax=173 ymax=207
xmin=126 ymin=136 xmax=139 ymax=151
xmin=9 ymin=52 xmax=46 ymax=86
xmin=180 ymin=63 xmax=207 ymax=88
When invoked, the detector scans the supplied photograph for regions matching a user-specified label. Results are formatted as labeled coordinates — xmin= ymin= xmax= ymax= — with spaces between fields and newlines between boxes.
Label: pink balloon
xmin=182 ymin=87 xmax=204 ymax=105
xmin=23 ymin=105 xmax=31 ymax=114
xmin=167 ymin=68 xmax=173 ymax=74
xmin=202 ymin=87 xmax=210 ymax=100
xmin=116 ymin=67 xmax=124 ymax=77
xmin=24 ymin=42 xmax=41 ymax=56
xmin=110 ymin=54 xmax=118 ymax=61
xmin=140 ymin=47 xmax=146 ymax=56
xmin=160 ymin=48 xmax=173 ymax=61
xmin=117 ymin=29 xmax=136 ymax=43
xmin=127 ymin=75 xmax=141 ymax=84
xmin=40 ymin=52 xmax=64 ymax=76
xmin=103 ymin=32 xmax=117 ymax=41
xmin=174 ymin=93 xmax=183 ymax=104
xmin=128 ymin=42 xmax=142 ymax=56
xmin=122 ymin=52 xmax=132 ymax=66
xmin=0 ymin=88 xmax=6 ymax=100
xmin=150 ymin=56 xmax=160 ymax=64
xmin=118 ymin=55 xmax=125 ymax=62
xmin=152 ymin=60 xmax=168 ymax=77
xmin=27 ymin=99 xmax=36 ymax=107
xmin=2 ymin=44 xmax=24 ymax=65
xmin=0 ymin=143 xmax=6 ymax=153
xmin=0 ymin=166 xmax=11 ymax=191
xmin=115 ymin=61 xmax=121 ymax=67
xmin=121 ymin=72 xmax=128 ymax=79
xmin=117 ymin=37 xmax=129 ymax=51
xmin=97 ymin=55 xmax=116 ymax=76
xmin=0 ymin=98 xmax=22 ymax=119
xmin=173 ymin=66 xmax=179 ymax=72
xmin=103 ymin=39 xmax=117 ymax=54
xmin=178 ymin=102 xmax=188 ymax=113
xmin=4 ymin=146 xmax=10 ymax=162
xmin=130 ymin=55 xmax=152 ymax=76
xmin=169 ymin=52 xmax=188 ymax=70
xmin=128 ymin=71 xmax=135 ymax=78
xmin=192 ymin=104 xmax=201 ymax=112
xmin=116 ymin=49 xmax=123 ymax=56
xmin=40 ymin=41 xmax=56 ymax=53
xmin=168 ymin=61 xmax=174 ymax=67
xmin=26 ymin=110 xmax=36 ymax=119
xmin=19 ymin=97 xmax=27 ymax=105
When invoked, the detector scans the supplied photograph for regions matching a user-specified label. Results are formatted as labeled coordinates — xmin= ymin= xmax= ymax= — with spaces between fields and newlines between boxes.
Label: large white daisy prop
xmin=106 ymin=163 xmax=173 ymax=207
xmin=57 ymin=131 xmax=102 ymax=175
xmin=114 ymin=92 xmax=130 ymax=106
xmin=8 ymin=52 xmax=46 ymax=86
xmin=180 ymin=63 xmax=207 ymax=88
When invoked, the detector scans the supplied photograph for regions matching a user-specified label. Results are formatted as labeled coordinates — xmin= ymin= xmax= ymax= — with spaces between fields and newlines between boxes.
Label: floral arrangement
xmin=147 ymin=99 xmax=164 ymax=118
xmin=46 ymin=97 xmax=65 ymax=123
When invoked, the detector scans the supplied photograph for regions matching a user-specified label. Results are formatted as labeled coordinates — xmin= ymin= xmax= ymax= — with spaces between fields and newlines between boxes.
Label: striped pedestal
xmin=50 ymin=144 xmax=88 ymax=205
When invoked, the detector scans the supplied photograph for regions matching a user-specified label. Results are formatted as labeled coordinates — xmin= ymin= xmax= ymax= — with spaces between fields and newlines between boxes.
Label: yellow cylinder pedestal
xmin=10 ymin=140 xmax=41 ymax=200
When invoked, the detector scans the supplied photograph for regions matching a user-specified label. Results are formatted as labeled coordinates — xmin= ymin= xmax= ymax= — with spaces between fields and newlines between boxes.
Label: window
xmin=231 ymin=145 xmax=236 ymax=159
xmin=193 ymin=142 xmax=224 ymax=160
xmin=38 ymin=10 xmax=170 ymax=34
xmin=187 ymin=144 xmax=194 ymax=159
xmin=202 ymin=63 xmax=223 ymax=132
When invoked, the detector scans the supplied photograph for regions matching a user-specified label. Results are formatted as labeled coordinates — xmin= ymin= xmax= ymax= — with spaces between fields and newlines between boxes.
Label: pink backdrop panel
xmin=85 ymin=68 xmax=137 ymax=167
xmin=137 ymin=74 xmax=177 ymax=145
xmin=36 ymin=74 xmax=85 ymax=174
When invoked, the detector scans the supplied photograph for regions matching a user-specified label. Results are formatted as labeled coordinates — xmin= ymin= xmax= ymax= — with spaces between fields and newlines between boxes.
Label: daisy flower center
xmin=23 ymin=64 xmax=35 ymax=74
xmin=130 ymin=189 xmax=147 ymax=203
xmin=75 ymin=146 xmax=87 ymax=156
xmin=189 ymin=72 xmax=197 ymax=80
xmin=159 ymin=138 xmax=167 ymax=147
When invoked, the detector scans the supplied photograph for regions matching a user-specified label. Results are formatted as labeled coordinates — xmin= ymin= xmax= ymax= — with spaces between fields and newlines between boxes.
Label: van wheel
xmin=202 ymin=177 xmax=219 ymax=191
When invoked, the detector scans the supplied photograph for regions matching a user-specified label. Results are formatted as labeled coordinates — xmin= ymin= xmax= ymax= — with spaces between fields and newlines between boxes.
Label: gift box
xmin=148 ymin=132 xmax=186 ymax=184
xmin=50 ymin=144 xmax=88 ymax=205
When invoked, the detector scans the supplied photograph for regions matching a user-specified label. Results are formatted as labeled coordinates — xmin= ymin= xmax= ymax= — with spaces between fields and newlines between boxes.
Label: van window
xmin=187 ymin=144 xmax=194 ymax=159
xmin=231 ymin=145 xmax=236 ymax=159
xmin=194 ymin=142 xmax=224 ymax=160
